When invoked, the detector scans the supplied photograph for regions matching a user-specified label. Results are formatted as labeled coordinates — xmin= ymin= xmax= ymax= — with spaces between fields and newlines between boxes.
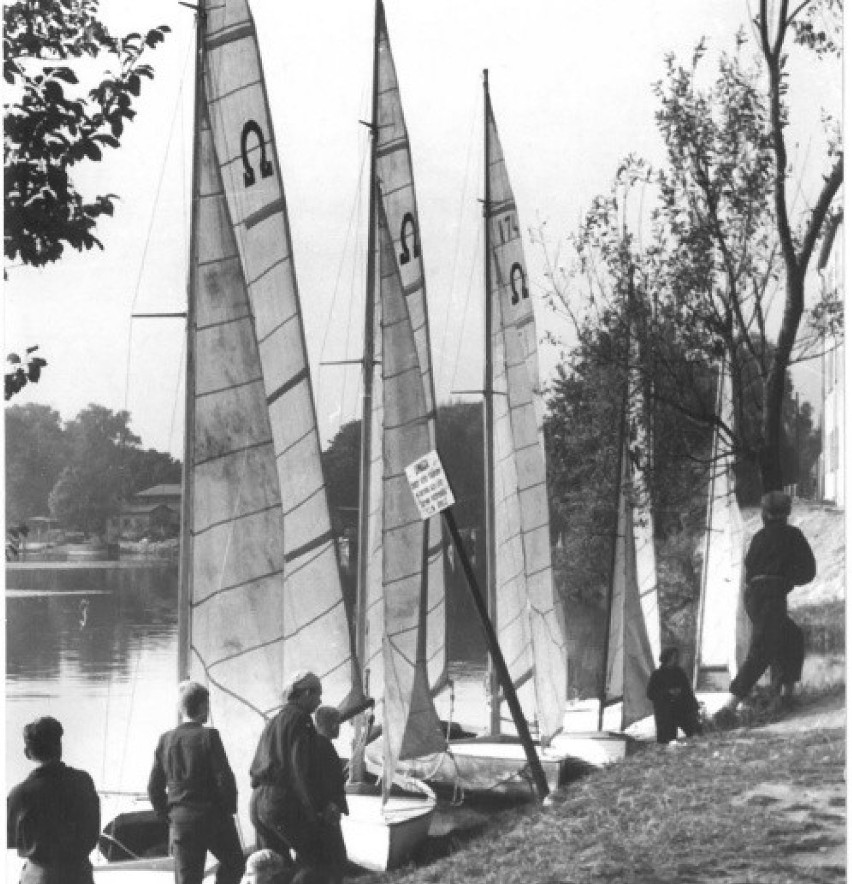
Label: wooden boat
xmin=693 ymin=362 xmax=748 ymax=714
xmin=551 ymin=292 xmax=662 ymax=762
xmin=344 ymin=0 xmax=447 ymax=822
xmin=91 ymin=0 xmax=433 ymax=876
xmin=363 ymin=69 xmax=582 ymax=799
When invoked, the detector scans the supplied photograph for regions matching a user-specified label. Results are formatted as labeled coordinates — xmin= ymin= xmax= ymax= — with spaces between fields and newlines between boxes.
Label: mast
xmin=177 ymin=0 xmax=205 ymax=689
xmin=350 ymin=0 xmax=381 ymax=784
xmin=693 ymin=362 xmax=725 ymax=687
xmin=482 ymin=69 xmax=500 ymax=737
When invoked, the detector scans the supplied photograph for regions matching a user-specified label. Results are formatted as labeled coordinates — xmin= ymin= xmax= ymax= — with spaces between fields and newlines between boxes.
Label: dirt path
xmin=726 ymin=693 xmax=846 ymax=882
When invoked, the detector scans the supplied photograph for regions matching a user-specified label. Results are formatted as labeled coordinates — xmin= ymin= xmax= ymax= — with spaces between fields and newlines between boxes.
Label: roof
xmin=118 ymin=503 xmax=177 ymax=516
xmin=135 ymin=484 xmax=181 ymax=499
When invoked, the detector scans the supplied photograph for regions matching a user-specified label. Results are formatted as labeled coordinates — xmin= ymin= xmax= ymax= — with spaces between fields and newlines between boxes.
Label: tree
xmin=4 ymin=0 xmax=169 ymax=267
xmin=5 ymin=346 xmax=47 ymax=399
xmin=5 ymin=402 xmax=66 ymax=523
xmin=546 ymin=1 xmax=841 ymax=499
xmin=755 ymin=0 xmax=842 ymax=488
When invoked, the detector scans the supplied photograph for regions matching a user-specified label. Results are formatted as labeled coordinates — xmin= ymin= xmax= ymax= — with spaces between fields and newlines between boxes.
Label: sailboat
xmin=86 ymin=0 xmax=435 ymax=877
xmin=693 ymin=361 xmax=748 ymax=710
xmin=555 ymin=293 xmax=659 ymax=761
xmin=364 ymin=69 xmax=582 ymax=800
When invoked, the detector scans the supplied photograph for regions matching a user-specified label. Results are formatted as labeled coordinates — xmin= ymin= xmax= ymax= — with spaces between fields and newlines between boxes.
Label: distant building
xmin=109 ymin=484 xmax=181 ymax=539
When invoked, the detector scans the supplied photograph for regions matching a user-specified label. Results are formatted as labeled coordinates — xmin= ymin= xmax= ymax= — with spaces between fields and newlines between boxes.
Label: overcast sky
xmin=4 ymin=0 xmax=840 ymax=455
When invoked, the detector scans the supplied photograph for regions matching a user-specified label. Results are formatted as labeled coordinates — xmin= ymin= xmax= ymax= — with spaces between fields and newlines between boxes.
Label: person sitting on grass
xmin=646 ymin=647 xmax=703 ymax=745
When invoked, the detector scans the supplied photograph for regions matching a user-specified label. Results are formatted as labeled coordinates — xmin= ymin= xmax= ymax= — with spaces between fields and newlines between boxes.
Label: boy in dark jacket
xmin=7 ymin=716 xmax=100 ymax=884
xmin=716 ymin=491 xmax=816 ymax=723
xmin=148 ymin=681 xmax=245 ymax=884
xmin=312 ymin=706 xmax=348 ymax=884
xmin=647 ymin=648 xmax=702 ymax=744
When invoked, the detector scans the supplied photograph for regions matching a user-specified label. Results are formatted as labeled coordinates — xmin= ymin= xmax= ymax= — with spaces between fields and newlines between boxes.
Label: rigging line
xmin=438 ymin=89 xmax=480 ymax=397
xmin=335 ymin=136 xmax=371 ymax=435
xmin=122 ymin=30 xmax=195 ymax=416
xmin=117 ymin=639 xmax=145 ymax=790
xmin=448 ymin=221 xmax=483 ymax=399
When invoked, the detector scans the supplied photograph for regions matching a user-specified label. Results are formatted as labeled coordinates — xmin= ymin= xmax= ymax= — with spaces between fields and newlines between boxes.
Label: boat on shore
xmin=92 ymin=0 xmax=434 ymax=875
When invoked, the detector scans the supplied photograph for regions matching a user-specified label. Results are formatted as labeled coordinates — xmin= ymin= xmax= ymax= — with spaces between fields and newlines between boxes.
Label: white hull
xmin=61 ymin=787 xmax=434 ymax=881
xmin=549 ymin=731 xmax=632 ymax=766
xmin=367 ymin=736 xmax=583 ymax=800
xmin=341 ymin=790 xmax=436 ymax=872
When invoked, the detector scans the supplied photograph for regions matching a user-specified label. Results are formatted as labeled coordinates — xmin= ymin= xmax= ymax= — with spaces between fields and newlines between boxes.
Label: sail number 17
xmin=496 ymin=213 xmax=519 ymax=244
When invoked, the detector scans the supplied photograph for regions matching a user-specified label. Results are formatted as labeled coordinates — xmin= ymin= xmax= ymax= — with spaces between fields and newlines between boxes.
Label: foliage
xmin=4 ymin=0 xmax=169 ymax=266
xmin=547 ymin=1 xmax=841 ymax=496
xmin=5 ymin=403 xmax=66 ymax=524
xmin=5 ymin=345 xmax=48 ymax=399
xmin=5 ymin=401 xmax=180 ymax=533
xmin=321 ymin=401 xmax=484 ymax=532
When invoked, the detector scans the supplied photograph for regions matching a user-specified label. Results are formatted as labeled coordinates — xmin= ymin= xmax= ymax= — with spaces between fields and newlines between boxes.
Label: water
xmin=6 ymin=562 xmax=179 ymax=794
xmin=5 ymin=561 xmax=610 ymax=798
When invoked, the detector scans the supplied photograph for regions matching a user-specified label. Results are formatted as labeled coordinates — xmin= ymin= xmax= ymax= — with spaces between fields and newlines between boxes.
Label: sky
xmin=4 ymin=0 xmax=842 ymax=456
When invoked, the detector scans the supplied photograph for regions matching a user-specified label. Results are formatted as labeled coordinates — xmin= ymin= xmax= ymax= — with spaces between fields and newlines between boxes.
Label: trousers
xmin=730 ymin=580 xmax=802 ymax=699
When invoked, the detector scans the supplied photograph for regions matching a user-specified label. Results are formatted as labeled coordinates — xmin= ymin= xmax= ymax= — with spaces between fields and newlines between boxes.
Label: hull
xmin=342 ymin=790 xmax=436 ymax=872
xmin=88 ymin=788 xmax=434 ymax=879
xmin=367 ymin=735 xmax=583 ymax=800
xmin=549 ymin=731 xmax=633 ymax=766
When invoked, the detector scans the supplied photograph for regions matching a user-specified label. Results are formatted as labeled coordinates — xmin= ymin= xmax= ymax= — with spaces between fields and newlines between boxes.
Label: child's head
xmin=659 ymin=647 xmax=680 ymax=668
xmin=315 ymin=705 xmax=341 ymax=740
xmin=240 ymin=849 xmax=290 ymax=884
xmin=178 ymin=680 xmax=210 ymax=723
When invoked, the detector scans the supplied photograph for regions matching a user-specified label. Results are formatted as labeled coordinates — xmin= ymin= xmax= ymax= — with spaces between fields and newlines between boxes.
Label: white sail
xmin=485 ymin=95 xmax=567 ymax=744
xmin=188 ymin=0 xmax=359 ymax=839
xmin=602 ymin=437 xmax=655 ymax=729
xmin=626 ymin=359 xmax=661 ymax=662
xmin=377 ymin=194 xmax=446 ymax=793
xmin=694 ymin=363 xmax=747 ymax=690
xmin=372 ymin=0 xmax=446 ymax=692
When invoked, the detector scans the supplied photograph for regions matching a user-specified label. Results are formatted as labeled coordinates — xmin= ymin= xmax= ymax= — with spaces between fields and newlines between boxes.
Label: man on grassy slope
xmin=716 ymin=491 xmax=816 ymax=724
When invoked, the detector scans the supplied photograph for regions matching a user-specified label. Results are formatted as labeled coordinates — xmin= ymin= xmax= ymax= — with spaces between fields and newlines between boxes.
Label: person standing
xmin=716 ymin=491 xmax=816 ymax=722
xmin=249 ymin=671 xmax=340 ymax=876
xmin=7 ymin=716 xmax=100 ymax=884
xmin=147 ymin=681 xmax=246 ymax=884
xmin=312 ymin=706 xmax=348 ymax=884
xmin=646 ymin=647 xmax=703 ymax=745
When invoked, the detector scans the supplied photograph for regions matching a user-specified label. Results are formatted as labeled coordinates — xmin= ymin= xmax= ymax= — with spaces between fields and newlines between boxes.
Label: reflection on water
xmin=5 ymin=563 xmax=179 ymax=795
xmin=6 ymin=560 xmax=610 ymax=802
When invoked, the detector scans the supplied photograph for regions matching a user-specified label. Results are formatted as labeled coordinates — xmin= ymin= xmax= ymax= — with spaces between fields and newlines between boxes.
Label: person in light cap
xmin=715 ymin=491 xmax=815 ymax=724
xmin=249 ymin=670 xmax=339 ymax=879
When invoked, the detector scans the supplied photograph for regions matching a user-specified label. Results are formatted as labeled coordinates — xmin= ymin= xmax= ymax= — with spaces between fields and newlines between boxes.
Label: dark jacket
xmin=315 ymin=736 xmax=348 ymax=816
xmin=745 ymin=522 xmax=816 ymax=592
xmin=249 ymin=703 xmax=324 ymax=815
xmin=147 ymin=722 xmax=237 ymax=824
xmin=647 ymin=665 xmax=698 ymax=711
xmin=7 ymin=760 xmax=100 ymax=880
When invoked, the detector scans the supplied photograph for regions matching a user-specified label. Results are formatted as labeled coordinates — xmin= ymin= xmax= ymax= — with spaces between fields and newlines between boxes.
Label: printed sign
xmin=405 ymin=450 xmax=455 ymax=520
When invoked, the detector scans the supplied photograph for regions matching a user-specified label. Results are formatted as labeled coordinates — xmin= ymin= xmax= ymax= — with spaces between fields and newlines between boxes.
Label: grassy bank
xmin=364 ymin=689 xmax=845 ymax=884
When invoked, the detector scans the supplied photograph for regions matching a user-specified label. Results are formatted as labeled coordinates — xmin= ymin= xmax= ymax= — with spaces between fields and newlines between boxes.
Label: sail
xmin=485 ymin=93 xmax=567 ymax=744
xmin=377 ymin=193 xmax=446 ymax=793
xmin=188 ymin=0 xmax=359 ymax=838
xmin=602 ymin=438 xmax=655 ymax=729
xmin=372 ymin=0 xmax=446 ymax=691
xmin=694 ymin=363 xmax=747 ymax=690
xmin=626 ymin=356 xmax=661 ymax=662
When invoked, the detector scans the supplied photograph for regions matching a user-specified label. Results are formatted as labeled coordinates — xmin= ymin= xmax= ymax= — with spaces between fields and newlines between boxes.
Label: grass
xmin=357 ymin=686 xmax=845 ymax=884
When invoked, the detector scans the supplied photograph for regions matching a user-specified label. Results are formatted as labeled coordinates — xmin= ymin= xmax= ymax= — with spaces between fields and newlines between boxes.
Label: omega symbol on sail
xmin=399 ymin=212 xmax=421 ymax=265
xmin=241 ymin=120 xmax=274 ymax=187
xmin=510 ymin=262 xmax=529 ymax=305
